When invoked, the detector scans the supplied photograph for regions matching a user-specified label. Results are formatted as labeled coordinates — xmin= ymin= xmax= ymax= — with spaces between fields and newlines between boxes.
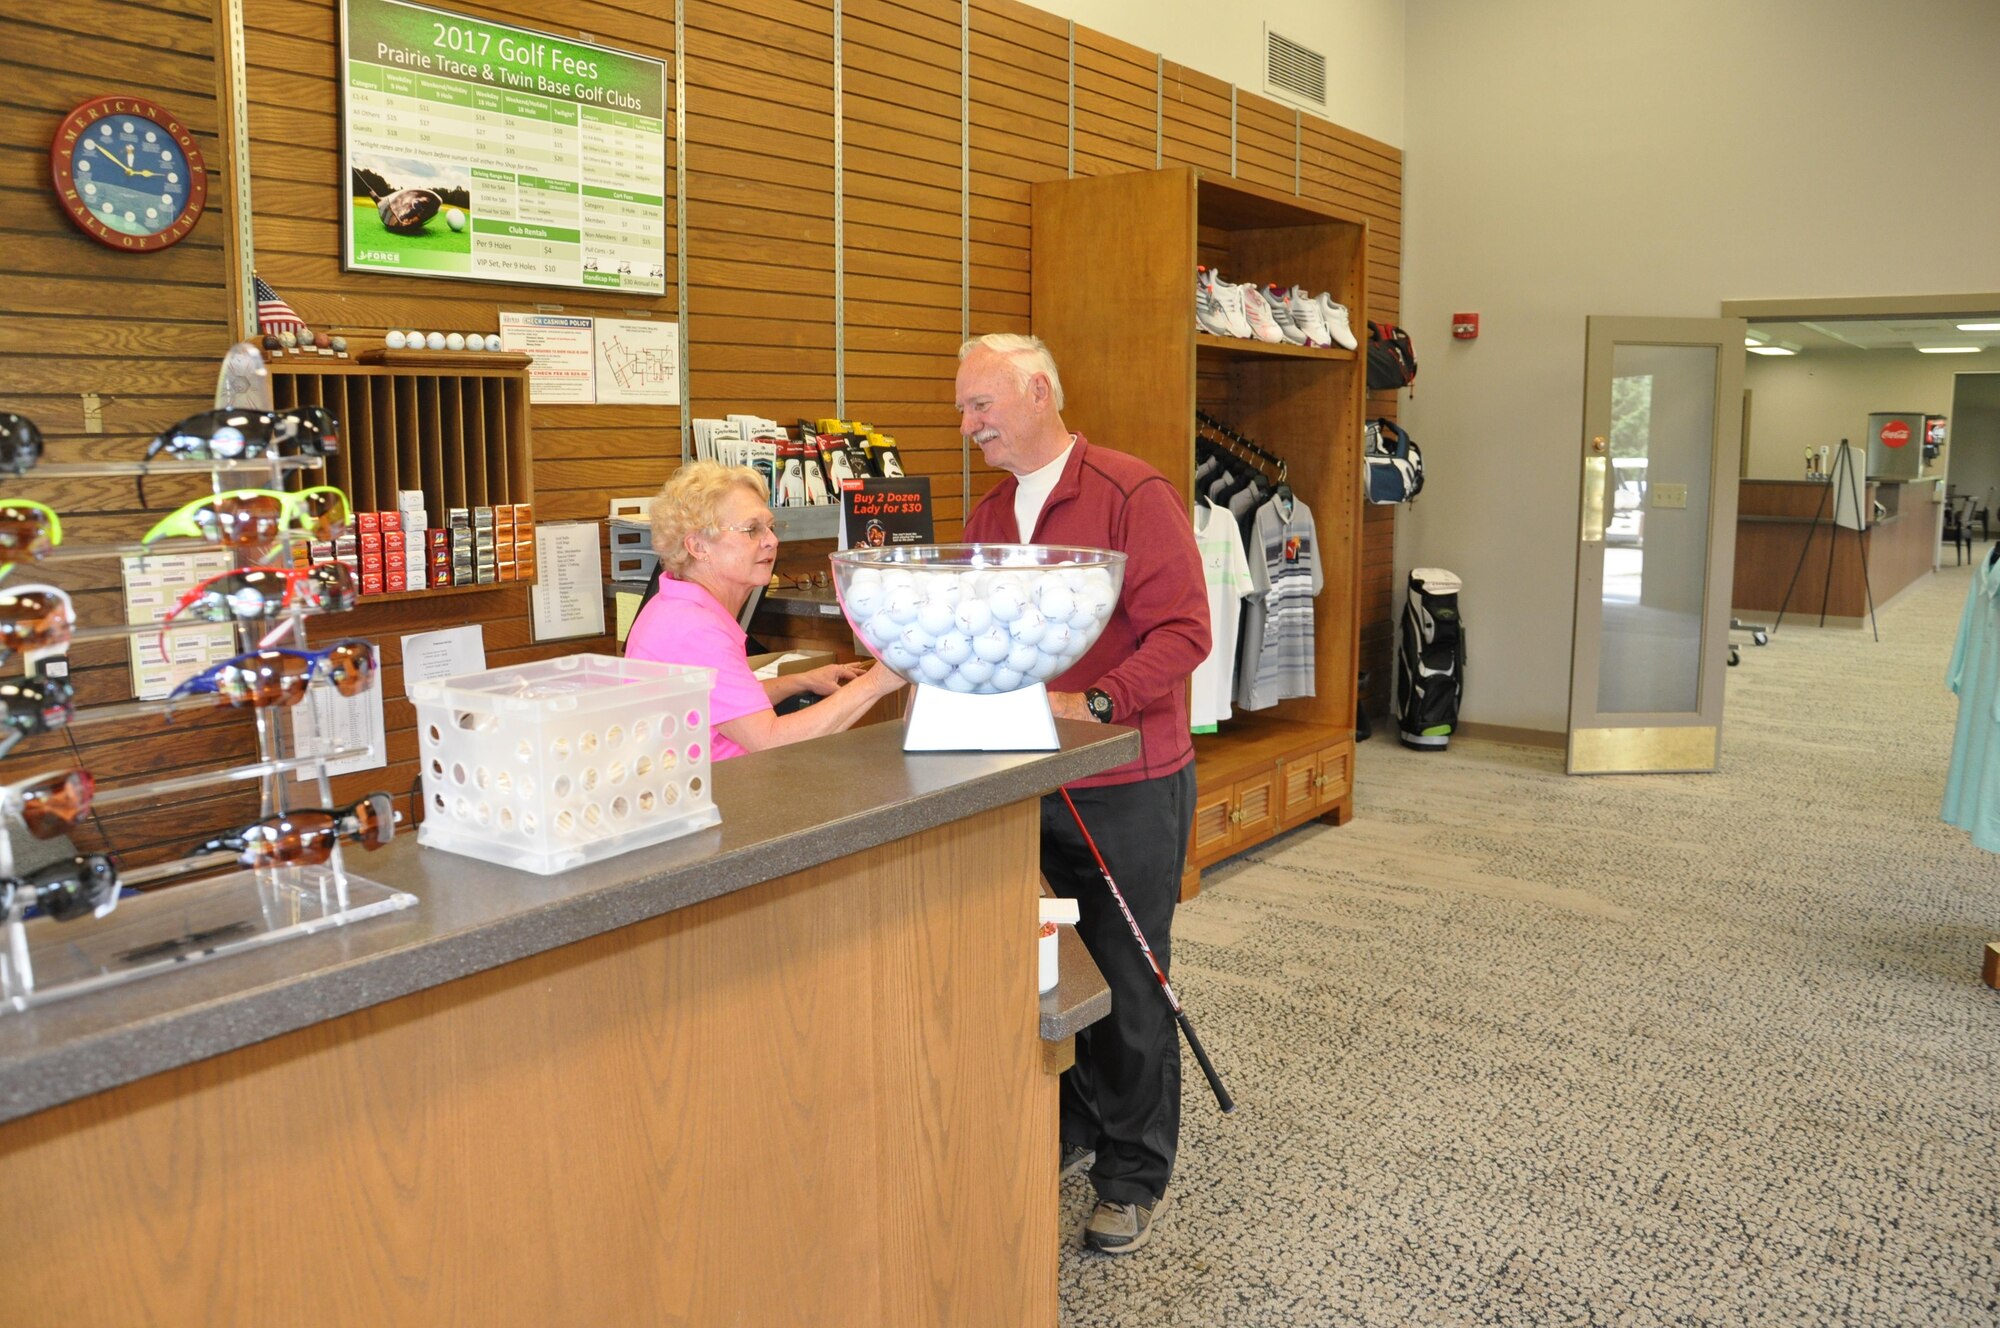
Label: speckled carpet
xmin=1058 ymin=555 xmax=2000 ymax=1327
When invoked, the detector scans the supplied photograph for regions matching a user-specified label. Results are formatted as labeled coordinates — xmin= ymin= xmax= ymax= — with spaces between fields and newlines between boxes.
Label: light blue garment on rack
xmin=1942 ymin=551 xmax=2000 ymax=851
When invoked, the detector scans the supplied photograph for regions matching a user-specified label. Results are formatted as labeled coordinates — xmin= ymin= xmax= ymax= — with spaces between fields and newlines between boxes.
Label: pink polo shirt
xmin=623 ymin=577 xmax=771 ymax=761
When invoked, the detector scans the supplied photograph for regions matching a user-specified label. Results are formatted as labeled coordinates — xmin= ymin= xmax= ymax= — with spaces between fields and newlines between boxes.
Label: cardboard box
xmin=746 ymin=650 xmax=836 ymax=678
xmin=357 ymin=511 xmax=380 ymax=534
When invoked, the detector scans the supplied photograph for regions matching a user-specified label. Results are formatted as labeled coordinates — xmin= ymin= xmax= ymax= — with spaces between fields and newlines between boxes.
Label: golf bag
xmin=1396 ymin=568 xmax=1464 ymax=750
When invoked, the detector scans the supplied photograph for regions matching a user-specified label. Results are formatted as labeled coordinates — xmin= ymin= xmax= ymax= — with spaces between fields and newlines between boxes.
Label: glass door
xmin=1568 ymin=317 xmax=1745 ymax=773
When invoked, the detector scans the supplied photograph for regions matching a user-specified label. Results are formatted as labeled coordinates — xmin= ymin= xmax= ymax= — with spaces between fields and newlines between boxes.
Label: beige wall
xmin=1399 ymin=0 xmax=2000 ymax=733
xmin=1743 ymin=351 xmax=1960 ymax=482
xmin=1029 ymin=0 xmax=1405 ymax=146
xmin=1944 ymin=374 xmax=2000 ymax=516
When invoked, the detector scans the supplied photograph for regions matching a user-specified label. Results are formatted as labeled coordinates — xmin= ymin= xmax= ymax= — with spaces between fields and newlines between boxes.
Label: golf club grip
xmin=1176 ymin=1010 xmax=1234 ymax=1114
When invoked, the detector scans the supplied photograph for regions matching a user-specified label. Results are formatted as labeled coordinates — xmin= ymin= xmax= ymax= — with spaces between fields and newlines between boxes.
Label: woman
xmin=625 ymin=462 xmax=903 ymax=759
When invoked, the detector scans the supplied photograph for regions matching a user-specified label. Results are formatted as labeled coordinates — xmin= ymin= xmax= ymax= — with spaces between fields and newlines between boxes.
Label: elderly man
xmin=956 ymin=332 xmax=1210 ymax=1254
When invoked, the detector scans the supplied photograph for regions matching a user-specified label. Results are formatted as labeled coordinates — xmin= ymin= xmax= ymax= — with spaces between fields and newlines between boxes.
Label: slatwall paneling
xmin=840 ymin=0 xmax=966 ymax=536
xmin=0 ymin=2 xmax=251 ymax=864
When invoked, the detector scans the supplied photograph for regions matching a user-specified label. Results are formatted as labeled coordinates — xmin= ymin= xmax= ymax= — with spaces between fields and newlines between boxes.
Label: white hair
xmin=960 ymin=333 xmax=1065 ymax=411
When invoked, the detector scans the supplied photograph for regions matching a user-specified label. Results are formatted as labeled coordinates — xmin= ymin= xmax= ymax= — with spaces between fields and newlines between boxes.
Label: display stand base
xmin=0 ymin=867 xmax=416 ymax=1013
xmin=902 ymin=683 xmax=1059 ymax=752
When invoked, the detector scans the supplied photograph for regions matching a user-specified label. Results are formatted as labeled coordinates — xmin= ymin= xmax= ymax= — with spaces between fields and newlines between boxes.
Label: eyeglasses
xmin=2 ymin=768 xmax=96 ymax=839
xmin=1 ymin=854 xmax=120 ymax=923
xmin=141 ymin=485 xmax=350 ymax=548
xmin=168 ymin=639 xmax=376 ymax=709
xmin=157 ymin=564 xmax=357 ymax=655
xmin=186 ymin=792 xmax=396 ymax=870
xmin=0 ymin=675 xmax=75 ymax=745
xmin=146 ymin=407 xmax=341 ymax=462
xmin=0 ymin=412 xmax=44 ymax=476
xmin=0 ymin=500 xmax=63 ymax=570
xmin=0 ymin=583 xmax=74 ymax=664
xmin=717 ymin=518 xmax=777 ymax=540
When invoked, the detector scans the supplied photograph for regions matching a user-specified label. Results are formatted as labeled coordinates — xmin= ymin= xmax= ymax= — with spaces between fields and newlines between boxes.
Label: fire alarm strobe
xmin=1879 ymin=418 xmax=1911 ymax=448
xmin=1452 ymin=312 xmax=1479 ymax=340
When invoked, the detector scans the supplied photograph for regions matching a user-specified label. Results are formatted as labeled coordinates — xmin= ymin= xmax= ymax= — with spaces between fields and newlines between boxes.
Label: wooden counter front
xmin=1732 ymin=479 xmax=1938 ymax=621
xmin=0 ymin=802 xmax=1063 ymax=1326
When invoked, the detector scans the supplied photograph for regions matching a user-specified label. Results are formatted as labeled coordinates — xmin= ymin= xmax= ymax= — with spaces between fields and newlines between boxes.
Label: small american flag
xmin=254 ymin=274 xmax=305 ymax=336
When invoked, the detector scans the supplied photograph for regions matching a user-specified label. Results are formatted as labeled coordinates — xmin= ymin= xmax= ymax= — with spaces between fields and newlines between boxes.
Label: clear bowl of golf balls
xmin=830 ymin=545 xmax=1126 ymax=694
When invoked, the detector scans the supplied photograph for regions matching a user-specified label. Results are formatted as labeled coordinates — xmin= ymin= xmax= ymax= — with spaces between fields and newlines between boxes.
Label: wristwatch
xmin=1083 ymin=688 xmax=1114 ymax=723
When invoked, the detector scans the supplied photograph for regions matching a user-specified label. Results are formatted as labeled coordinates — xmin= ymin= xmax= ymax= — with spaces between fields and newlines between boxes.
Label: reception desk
xmin=0 ymin=722 xmax=1130 ymax=1327
xmin=1732 ymin=478 xmax=1940 ymax=624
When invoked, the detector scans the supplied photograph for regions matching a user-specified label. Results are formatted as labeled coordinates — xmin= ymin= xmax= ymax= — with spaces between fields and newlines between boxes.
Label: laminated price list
xmin=342 ymin=0 xmax=667 ymax=293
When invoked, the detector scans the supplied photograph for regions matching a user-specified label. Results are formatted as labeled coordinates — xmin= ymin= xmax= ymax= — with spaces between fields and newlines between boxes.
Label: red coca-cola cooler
xmin=1867 ymin=411 xmax=1927 ymax=481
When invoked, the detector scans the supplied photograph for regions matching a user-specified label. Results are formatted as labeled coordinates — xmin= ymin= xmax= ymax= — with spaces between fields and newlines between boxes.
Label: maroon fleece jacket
xmin=963 ymin=436 xmax=1210 ymax=787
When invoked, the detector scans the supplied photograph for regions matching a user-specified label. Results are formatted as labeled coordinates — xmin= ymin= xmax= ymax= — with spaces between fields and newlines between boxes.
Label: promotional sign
xmin=340 ymin=0 xmax=667 ymax=292
xmin=839 ymin=477 xmax=934 ymax=549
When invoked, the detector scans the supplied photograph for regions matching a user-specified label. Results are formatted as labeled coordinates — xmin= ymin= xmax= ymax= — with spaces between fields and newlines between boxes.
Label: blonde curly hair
xmin=649 ymin=461 xmax=771 ymax=576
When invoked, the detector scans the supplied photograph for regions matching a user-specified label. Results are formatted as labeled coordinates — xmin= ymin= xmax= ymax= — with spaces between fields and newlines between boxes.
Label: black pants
xmin=1042 ymin=762 xmax=1197 ymax=1207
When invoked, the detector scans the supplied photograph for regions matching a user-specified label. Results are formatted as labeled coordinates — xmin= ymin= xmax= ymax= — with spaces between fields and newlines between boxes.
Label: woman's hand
xmin=791 ymin=662 xmax=868 ymax=696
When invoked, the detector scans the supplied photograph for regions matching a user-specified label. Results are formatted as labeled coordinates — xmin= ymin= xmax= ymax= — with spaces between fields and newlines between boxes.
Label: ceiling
xmin=1745 ymin=316 xmax=2000 ymax=355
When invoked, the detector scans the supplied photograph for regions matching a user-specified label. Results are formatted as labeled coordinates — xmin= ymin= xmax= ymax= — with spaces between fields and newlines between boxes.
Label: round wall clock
xmin=49 ymin=95 xmax=208 ymax=252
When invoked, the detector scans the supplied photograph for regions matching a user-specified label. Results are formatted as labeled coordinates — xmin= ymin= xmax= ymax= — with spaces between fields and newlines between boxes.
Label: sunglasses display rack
xmin=0 ymin=395 xmax=417 ymax=1015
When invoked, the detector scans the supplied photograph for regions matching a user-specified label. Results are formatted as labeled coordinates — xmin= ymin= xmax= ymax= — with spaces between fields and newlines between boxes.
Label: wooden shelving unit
xmin=1031 ymin=167 xmax=1368 ymax=898
xmin=269 ymin=359 xmax=533 ymax=518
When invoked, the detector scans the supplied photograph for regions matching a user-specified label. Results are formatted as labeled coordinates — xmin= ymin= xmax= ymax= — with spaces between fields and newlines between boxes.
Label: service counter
xmin=1732 ymin=477 xmax=1940 ymax=623
xmin=0 ymin=720 xmax=1133 ymax=1327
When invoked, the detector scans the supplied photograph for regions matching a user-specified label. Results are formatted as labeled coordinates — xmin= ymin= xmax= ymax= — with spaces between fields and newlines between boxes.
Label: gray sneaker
xmin=1060 ymin=1144 xmax=1095 ymax=1180
xmin=1262 ymin=285 xmax=1309 ymax=345
xmin=1083 ymin=1195 xmax=1168 ymax=1254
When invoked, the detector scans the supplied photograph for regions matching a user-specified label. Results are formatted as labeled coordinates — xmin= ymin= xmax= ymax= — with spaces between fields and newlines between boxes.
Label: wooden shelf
xmin=1196 ymin=336 xmax=1355 ymax=363
xmin=355 ymin=577 xmax=535 ymax=607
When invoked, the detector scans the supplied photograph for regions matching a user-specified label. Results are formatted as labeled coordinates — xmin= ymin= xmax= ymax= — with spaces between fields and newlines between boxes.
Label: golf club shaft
xmin=1059 ymin=788 xmax=1235 ymax=1114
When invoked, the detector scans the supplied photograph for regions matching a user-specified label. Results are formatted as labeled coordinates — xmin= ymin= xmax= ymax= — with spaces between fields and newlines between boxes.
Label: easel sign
xmin=1774 ymin=438 xmax=1878 ymax=640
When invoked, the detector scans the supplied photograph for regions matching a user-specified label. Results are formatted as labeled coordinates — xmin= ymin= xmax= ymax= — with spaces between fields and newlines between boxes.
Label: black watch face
xmin=1087 ymin=690 xmax=1112 ymax=721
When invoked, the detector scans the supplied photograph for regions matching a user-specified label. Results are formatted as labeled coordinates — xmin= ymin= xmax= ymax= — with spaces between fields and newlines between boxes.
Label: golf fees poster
xmin=340 ymin=0 xmax=667 ymax=292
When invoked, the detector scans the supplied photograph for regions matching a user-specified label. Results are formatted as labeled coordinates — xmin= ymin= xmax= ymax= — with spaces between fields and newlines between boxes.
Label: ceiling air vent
xmin=1265 ymin=27 xmax=1327 ymax=107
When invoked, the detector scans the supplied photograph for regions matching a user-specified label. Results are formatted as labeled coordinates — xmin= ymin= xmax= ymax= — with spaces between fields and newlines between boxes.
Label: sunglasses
xmin=0 ymin=675 xmax=75 ymax=746
xmin=0 ymin=500 xmax=62 ymax=571
xmin=1 ymin=412 xmax=44 ymax=476
xmin=0 ymin=583 xmax=75 ymax=665
xmin=157 ymin=564 xmax=357 ymax=656
xmin=168 ymin=639 xmax=376 ymax=709
xmin=146 ymin=406 xmax=341 ymax=462
xmin=141 ymin=485 xmax=349 ymax=548
xmin=3 ymin=768 xmax=95 ymax=839
xmin=1 ymin=854 xmax=120 ymax=924
xmin=186 ymin=791 xmax=396 ymax=870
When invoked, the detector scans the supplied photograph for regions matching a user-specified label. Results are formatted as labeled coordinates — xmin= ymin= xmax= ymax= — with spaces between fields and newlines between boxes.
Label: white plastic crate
xmin=412 ymin=654 xmax=721 ymax=875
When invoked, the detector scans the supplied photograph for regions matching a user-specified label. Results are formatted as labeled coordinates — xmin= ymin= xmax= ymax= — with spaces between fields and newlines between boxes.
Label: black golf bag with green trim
xmin=1396 ymin=568 xmax=1463 ymax=750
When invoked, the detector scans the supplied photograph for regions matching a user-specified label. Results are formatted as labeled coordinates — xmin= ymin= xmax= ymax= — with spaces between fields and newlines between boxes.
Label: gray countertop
xmin=0 ymin=721 xmax=1136 ymax=1124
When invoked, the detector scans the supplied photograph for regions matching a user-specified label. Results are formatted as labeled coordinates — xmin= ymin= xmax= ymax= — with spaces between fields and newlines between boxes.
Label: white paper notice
xmin=500 ymin=312 xmax=597 ymax=403
xmin=594 ymin=318 xmax=680 ymax=405
xmin=291 ymin=643 xmax=387 ymax=780
xmin=530 ymin=523 xmax=607 ymax=641
xmin=399 ymin=625 xmax=488 ymax=695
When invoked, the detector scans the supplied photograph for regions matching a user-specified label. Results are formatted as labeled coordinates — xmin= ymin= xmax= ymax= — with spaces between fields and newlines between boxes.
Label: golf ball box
xmin=830 ymin=545 xmax=1126 ymax=695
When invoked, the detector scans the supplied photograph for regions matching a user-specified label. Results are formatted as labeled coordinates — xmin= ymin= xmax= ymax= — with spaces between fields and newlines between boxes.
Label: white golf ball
xmin=922 ymin=572 xmax=963 ymax=607
xmin=1068 ymin=604 xmax=1096 ymax=632
xmin=425 ymin=331 xmax=446 ymax=350
xmin=1009 ymin=606 xmax=1047 ymax=646
xmin=957 ymin=657 xmax=995 ymax=685
xmin=385 ymin=330 xmax=407 ymax=350
xmin=916 ymin=598 xmax=956 ymax=637
xmin=862 ymin=612 xmax=899 ymax=648
xmin=461 ymin=332 xmax=482 ymax=350
xmin=1037 ymin=584 xmax=1075 ymax=623
xmin=445 ymin=333 xmax=466 ymax=351
xmin=934 ymin=631 xmax=972 ymax=666
xmin=987 ymin=578 xmax=1025 ymax=622
xmin=942 ymin=672 xmax=977 ymax=693
xmin=954 ymin=598 xmax=992 ymax=637
xmin=445 ymin=207 xmax=467 ymax=232
xmin=972 ymin=626 xmax=1012 ymax=663
xmin=884 ymin=642 xmax=920 ymax=673
xmin=403 ymin=331 xmax=422 ymax=349
xmin=1028 ymin=652 xmax=1064 ymax=681
xmin=1006 ymin=641 xmax=1040 ymax=674
xmin=849 ymin=567 xmax=882 ymax=589
xmin=484 ymin=334 xmax=504 ymax=352
xmin=1039 ymin=622 xmax=1073 ymax=656
xmin=884 ymin=586 xmax=920 ymax=623
xmin=881 ymin=569 xmax=915 ymax=591
xmin=918 ymin=652 xmax=954 ymax=683
xmin=900 ymin=624 xmax=936 ymax=655
xmin=990 ymin=666 xmax=1023 ymax=691
xmin=1060 ymin=568 xmax=1088 ymax=590
xmin=844 ymin=581 xmax=884 ymax=620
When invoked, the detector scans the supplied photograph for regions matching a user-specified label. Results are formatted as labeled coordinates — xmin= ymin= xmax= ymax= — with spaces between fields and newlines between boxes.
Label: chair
xmin=1943 ymin=495 xmax=1974 ymax=565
